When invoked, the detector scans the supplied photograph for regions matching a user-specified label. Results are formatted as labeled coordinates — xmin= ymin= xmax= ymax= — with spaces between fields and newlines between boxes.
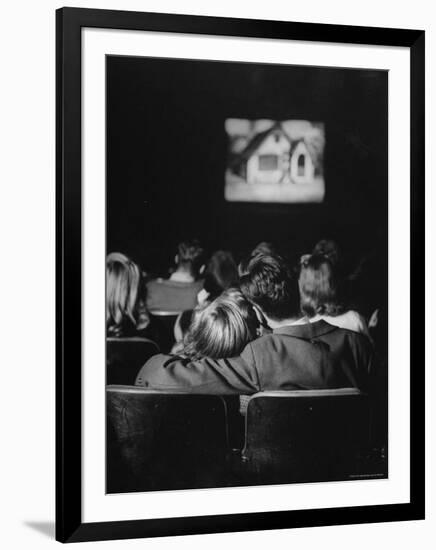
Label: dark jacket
xmin=135 ymin=320 xmax=374 ymax=395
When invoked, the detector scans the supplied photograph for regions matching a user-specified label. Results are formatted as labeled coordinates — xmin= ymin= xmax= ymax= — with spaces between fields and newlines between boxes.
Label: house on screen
xmin=235 ymin=123 xmax=316 ymax=185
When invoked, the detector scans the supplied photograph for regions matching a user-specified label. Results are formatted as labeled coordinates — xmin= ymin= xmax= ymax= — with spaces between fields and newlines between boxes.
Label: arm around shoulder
xmin=135 ymin=349 xmax=260 ymax=395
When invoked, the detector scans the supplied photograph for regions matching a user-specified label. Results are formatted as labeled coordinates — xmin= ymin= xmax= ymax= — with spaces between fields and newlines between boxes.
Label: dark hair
xmin=312 ymin=239 xmax=341 ymax=267
xmin=176 ymin=240 xmax=205 ymax=277
xmin=239 ymin=254 xmax=300 ymax=321
xmin=183 ymin=288 xmax=258 ymax=360
xmin=203 ymin=250 xmax=239 ymax=300
xmin=238 ymin=242 xmax=277 ymax=277
xmin=252 ymin=241 xmax=276 ymax=257
xmin=299 ymin=253 xmax=343 ymax=317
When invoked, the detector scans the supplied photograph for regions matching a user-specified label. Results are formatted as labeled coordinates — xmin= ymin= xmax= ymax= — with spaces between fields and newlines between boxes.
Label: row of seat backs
xmin=107 ymin=386 xmax=372 ymax=492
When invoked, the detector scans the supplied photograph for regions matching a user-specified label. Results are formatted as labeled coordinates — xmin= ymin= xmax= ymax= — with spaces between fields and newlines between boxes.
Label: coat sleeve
xmin=347 ymin=332 xmax=376 ymax=392
xmin=135 ymin=345 xmax=261 ymax=394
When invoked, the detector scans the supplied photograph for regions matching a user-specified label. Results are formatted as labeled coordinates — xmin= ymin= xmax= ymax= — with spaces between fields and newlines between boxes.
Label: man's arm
xmin=135 ymin=345 xmax=260 ymax=394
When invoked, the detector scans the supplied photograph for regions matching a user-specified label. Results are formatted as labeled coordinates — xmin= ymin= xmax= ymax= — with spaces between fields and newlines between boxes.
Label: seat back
xmin=106 ymin=337 xmax=159 ymax=385
xmin=107 ymin=386 xmax=229 ymax=492
xmin=148 ymin=312 xmax=182 ymax=352
xmin=242 ymin=388 xmax=371 ymax=483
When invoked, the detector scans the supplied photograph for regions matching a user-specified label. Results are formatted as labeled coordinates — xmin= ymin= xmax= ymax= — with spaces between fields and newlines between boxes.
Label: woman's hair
xmin=298 ymin=253 xmax=344 ymax=318
xmin=203 ymin=250 xmax=239 ymax=300
xmin=312 ymin=239 xmax=341 ymax=267
xmin=106 ymin=252 xmax=148 ymax=336
xmin=182 ymin=288 xmax=259 ymax=360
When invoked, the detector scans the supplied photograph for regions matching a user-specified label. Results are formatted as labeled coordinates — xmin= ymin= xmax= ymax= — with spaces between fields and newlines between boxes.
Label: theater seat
xmin=241 ymin=388 xmax=377 ymax=484
xmin=106 ymin=386 xmax=230 ymax=493
xmin=148 ymin=311 xmax=182 ymax=352
xmin=106 ymin=337 xmax=159 ymax=385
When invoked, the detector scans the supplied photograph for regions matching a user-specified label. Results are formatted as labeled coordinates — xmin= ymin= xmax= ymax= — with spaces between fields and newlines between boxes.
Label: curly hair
xmin=239 ymin=254 xmax=300 ymax=321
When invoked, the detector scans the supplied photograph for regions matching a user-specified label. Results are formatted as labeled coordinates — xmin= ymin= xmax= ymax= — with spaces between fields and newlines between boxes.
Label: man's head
xmin=175 ymin=240 xmax=205 ymax=278
xmin=239 ymin=253 xmax=300 ymax=324
xmin=238 ymin=242 xmax=277 ymax=277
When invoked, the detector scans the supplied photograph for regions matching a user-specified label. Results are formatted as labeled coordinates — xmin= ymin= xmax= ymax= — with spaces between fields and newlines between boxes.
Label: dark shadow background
xmin=106 ymin=56 xmax=388 ymax=279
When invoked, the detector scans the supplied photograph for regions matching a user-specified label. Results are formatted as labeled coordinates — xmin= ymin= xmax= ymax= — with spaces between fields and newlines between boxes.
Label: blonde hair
xmin=106 ymin=252 xmax=148 ymax=336
xmin=183 ymin=288 xmax=258 ymax=360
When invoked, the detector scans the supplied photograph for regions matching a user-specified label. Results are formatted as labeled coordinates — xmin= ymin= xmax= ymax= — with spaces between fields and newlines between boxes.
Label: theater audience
xmin=135 ymin=253 xmax=374 ymax=394
xmin=106 ymin=252 xmax=157 ymax=340
xmin=296 ymin=253 xmax=371 ymax=339
xmin=173 ymin=250 xmax=239 ymax=351
xmin=180 ymin=287 xmax=260 ymax=442
xmin=146 ymin=240 xmax=205 ymax=313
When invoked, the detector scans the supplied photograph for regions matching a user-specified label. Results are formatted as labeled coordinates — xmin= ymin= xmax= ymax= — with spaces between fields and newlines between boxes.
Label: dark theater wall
xmin=106 ymin=56 xmax=388 ymax=274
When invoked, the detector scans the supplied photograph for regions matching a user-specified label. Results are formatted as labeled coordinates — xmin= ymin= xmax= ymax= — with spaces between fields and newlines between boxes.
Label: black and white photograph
xmin=106 ymin=55 xmax=388 ymax=493
xmin=0 ymin=0 xmax=429 ymax=546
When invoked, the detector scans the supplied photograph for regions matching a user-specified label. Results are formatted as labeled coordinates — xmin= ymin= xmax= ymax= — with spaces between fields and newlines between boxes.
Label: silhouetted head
xmin=200 ymin=250 xmax=239 ymax=302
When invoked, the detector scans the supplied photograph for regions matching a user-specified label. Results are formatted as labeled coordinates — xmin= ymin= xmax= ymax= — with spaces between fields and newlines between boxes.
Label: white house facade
xmin=242 ymin=126 xmax=316 ymax=185
xmin=246 ymin=129 xmax=292 ymax=184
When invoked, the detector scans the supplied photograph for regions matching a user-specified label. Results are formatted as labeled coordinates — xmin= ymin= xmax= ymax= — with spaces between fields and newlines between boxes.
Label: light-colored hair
xmin=106 ymin=252 xmax=148 ymax=336
xmin=182 ymin=288 xmax=258 ymax=360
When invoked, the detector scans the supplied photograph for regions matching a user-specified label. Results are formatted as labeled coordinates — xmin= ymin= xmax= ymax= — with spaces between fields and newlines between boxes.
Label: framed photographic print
xmin=56 ymin=7 xmax=425 ymax=543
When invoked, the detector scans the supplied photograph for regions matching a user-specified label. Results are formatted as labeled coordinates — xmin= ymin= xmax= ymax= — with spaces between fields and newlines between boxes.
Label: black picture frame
xmin=56 ymin=7 xmax=425 ymax=543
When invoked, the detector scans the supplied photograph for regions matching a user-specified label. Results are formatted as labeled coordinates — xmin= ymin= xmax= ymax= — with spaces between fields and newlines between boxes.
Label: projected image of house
xmin=225 ymin=119 xmax=325 ymax=203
